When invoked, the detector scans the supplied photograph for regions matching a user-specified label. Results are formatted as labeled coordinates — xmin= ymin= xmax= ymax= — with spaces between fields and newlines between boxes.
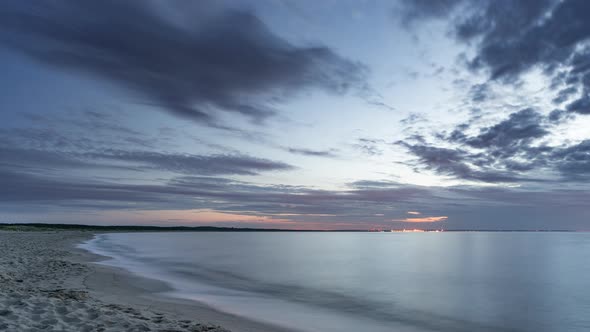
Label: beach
xmin=3 ymin=230 xmax=590 ymax=332
xmin=0 ymin=231 xmax=291 ymax=332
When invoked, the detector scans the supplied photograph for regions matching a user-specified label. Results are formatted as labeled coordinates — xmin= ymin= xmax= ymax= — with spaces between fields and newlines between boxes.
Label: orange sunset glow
xmin=396 ymin=216 xmax=449 ymax=223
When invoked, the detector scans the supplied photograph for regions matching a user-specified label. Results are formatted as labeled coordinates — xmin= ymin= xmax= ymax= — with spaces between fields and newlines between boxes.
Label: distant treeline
xmin=0 ymin=223 xmax=577 ymax=232
xmin=0 ymin=223 xmax=333 ymax=232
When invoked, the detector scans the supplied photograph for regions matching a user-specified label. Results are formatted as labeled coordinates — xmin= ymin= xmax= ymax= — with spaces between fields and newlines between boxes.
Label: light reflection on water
xmin=83 ymin=232 xmax=590 ymax=332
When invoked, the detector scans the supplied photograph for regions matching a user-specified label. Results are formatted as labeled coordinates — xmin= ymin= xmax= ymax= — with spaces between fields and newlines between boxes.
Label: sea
xmin=81 ymin=232 xmax=590 ymax=332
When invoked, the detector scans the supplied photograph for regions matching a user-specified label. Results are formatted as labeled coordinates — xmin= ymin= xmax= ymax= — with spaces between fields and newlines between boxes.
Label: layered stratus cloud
xmin=0 ymin=0 xmax=589 ymax=229
xmin=396 ymin=216 xmax=448 ymax=223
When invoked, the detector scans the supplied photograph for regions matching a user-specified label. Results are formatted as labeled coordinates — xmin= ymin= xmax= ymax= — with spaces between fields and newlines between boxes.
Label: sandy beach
xmin=0 ymin=231 xmax=293 ymax=332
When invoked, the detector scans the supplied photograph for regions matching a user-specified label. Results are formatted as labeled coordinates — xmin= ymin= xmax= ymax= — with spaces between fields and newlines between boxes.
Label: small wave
xmin=82 ymin=233 xmax=523 ymax=332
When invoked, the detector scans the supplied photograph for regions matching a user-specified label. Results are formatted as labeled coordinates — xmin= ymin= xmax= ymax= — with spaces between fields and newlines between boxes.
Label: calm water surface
xmin=83 ymin=232 xmax=590 ymax=332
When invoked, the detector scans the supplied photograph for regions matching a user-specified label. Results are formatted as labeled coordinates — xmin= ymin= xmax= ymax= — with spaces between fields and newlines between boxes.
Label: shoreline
xmin=0 ymin=231 xmax=295 ymax=332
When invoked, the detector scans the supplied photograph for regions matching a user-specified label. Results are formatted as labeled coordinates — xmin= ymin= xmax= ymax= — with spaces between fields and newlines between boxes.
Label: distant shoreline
xmin=0 ymin=223 xmax=584 ymax=232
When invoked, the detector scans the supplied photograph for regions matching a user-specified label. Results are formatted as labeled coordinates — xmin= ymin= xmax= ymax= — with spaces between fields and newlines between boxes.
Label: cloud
xmin=0 ymin=112 xmax=296 ymax=177
xmin=0 ymin=0 xmax=368 ymax=125
xmin=399 ymin=0 xmax=590 ymax=116
xmin=285 ymin=147 xmax=339 ymax=158
xmin=468 ymin=83 xmax=491 ymax=103
xmin=396 ymin=216 xmax=448 ymax=223
xmin=548 ymin=109 xmax=573 ymax=123
xmin=454 ymin=0 xmax=589 ymax=82
xmin=567 ymin=94 xmax=590 ymax=114
xmin=347 ymin=180 xmax=401 ymax=189
xmin=0 ymin=111 xmax=167 ymax=152
xmin=400 ymin=113 xmax=427 ymax=126
xmin=84 ymin=150 xmax=295 ymax=176
xmin=0 ymin=166 xmax=435 ymax=222
xmin=399 ymin=109 xmax=563 ymax=183
xmin=0 ymin=142 xmax=294 ymax=177
xmin=2 ymin=161 xmax=590 ymax=229
xmin=466 ymin=1 xmax=590 ymax=111
xmin=353 ymin=138 xmax=385 ymax=156
xmin=550 ymin=140 xmax=590 ymax=179
xmin=401 ymin=105 xmax=590 ymax=182
xmin=396 ymin=0 xmax=463 ymax=26
xmin=463 ymin=109 xmax=549 ymax=151
xmin=394 ymin=1 xmax=590 ymax=184
xmin=399 ymin=141 xmax=527 ymax=183
xmin=0 ymin=169 xmax=164 ymax=203
xmin=407 ymin=211 xmax=421 ymax=215
xmin=553 ymin=87 xmax=578 ymax=105
xmin=0 ymin=147 xmax=93 ymax=171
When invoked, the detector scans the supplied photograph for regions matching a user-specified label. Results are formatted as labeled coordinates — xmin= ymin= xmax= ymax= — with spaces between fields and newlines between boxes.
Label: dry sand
xmin=0 ymin=231 xmax=295 ymax=332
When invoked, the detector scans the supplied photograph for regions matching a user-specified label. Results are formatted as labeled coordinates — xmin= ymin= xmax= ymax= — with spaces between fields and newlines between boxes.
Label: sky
xmin=0 ymin=0 xmax=589 ymax=230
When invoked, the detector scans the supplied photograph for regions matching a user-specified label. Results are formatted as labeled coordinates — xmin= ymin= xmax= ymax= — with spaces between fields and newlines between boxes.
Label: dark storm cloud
xmin=0 ymin=0 xmax=367 ymax=125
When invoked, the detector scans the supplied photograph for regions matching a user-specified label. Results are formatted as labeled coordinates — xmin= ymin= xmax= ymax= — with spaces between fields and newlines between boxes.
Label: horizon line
xmin=0 ymin=223 xmax=588 ymax=233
